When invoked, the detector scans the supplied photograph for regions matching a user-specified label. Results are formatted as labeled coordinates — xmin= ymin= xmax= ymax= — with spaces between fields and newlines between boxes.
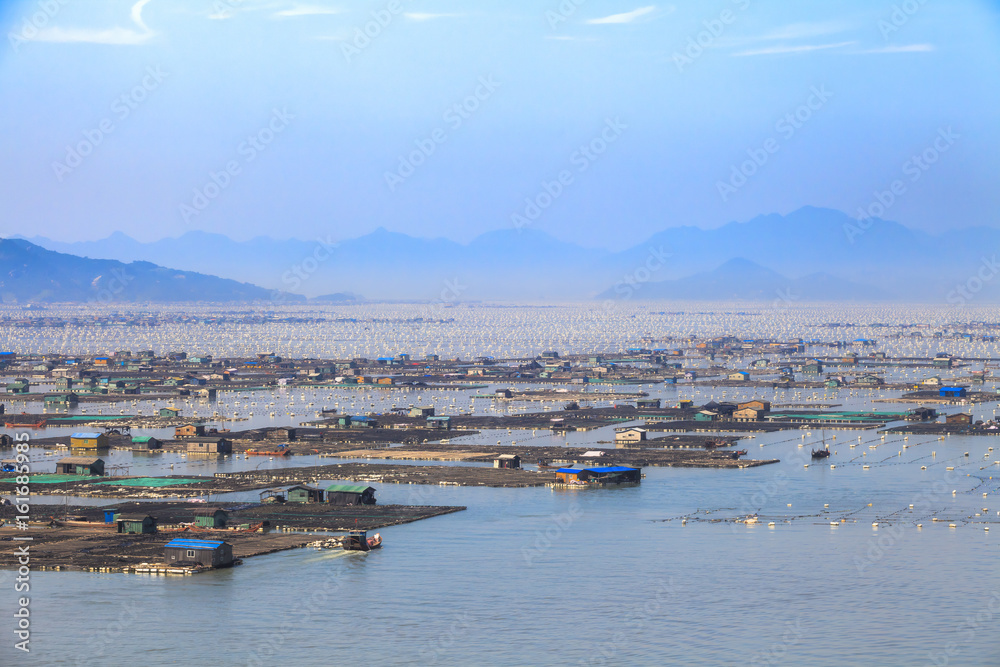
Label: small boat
xmin=342 ymin=530 xmax=382 ymax=552
xmin=811 ymin=430 xmax=831 ymax=459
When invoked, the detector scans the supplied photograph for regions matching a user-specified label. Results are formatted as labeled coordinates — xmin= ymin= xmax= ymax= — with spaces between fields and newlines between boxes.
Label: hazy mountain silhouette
xmin=19 ymin=206 xmax=1000 ymax=302
xmin=598 ymin=257 xmax=888 ymax=302
xmin=0 ymin=239 xmax=302 ymax=303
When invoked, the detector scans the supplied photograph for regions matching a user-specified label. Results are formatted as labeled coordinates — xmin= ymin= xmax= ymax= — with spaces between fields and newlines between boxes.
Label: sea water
xmin=1 ymin=304 xmax=999 ymax=665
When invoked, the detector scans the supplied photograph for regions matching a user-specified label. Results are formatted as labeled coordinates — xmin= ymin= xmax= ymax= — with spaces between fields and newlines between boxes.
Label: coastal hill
xmin=0 ymin=239 xmax=303 ymax=303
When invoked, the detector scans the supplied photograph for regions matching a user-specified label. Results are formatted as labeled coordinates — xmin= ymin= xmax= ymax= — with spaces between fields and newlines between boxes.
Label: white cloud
xmin=755 ymin=21 xmax=852 ymax=42
xmin=404 ymin=13 xmax=463 ymax=21
xmin=586 ymin=5 xmax=657 ymax=25
xmin=733 ymin=41 xmax=855 ymax=57
xmin=274 ymin=5 xmax=343 ymax=18
xmin=545 ymin=35 xmax=598 ymax=42
xmin=856 ymin=43 xmax=935 ymax=54
xmin=35 ymin=0 xmax=155 ymax=45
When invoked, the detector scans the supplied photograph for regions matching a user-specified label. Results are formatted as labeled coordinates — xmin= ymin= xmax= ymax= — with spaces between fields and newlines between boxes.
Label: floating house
xmin=267 ymin=427 xmax=297 ymax=441
xmin=325 ymin=484 xmax=377 ymax=506
xmin=70 ymin=432 xmax=108 ymax=450
xmin=940 ymin=387 xmax=967 ymax=398
xmin=7 ymin=378 xmax=29 ymax=394
xmin=131 ymin=436 xmax=162 ymax=451
xmin=615 ymin=428 xmax=647 ymax=444
xmin=163 ymin=538 xmax=234 ymax=568
xmin=44 ymin=393 xmax=79 ymax=406
xmin=737 ymin=400 xmax=771 ymax=413
xmin=493 ymin=454 xmax=521 ymax=469
xmin=945 ymin=412 xmax=972 ymax=425
xmin=117 ymin=514 xmax=157 ymax=534
xmin=426 ymin=416 xmax=452 ymax=430
xmin=54 ymin=456 xmax=104 ymax=476
xmin=175 ymin=424 xmax=206 ymax=438
xmin=287 ymin=484 xmax=325 ymax=503
xmin=193 ymin=508 xmax=228 ymax=528
xmin=186 ymin=437 xmax=232 ymax=454
xmin=555 ymin=465 xmax=641 ymax=485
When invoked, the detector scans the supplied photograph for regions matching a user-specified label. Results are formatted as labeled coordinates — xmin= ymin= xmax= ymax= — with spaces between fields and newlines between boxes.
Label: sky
xmin=1 ymin=0 xmax=998 ymax=249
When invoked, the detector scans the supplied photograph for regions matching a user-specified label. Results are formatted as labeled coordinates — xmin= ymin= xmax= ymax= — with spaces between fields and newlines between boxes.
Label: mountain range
xmin=11 ymin=206 xmax=1000 ymax=303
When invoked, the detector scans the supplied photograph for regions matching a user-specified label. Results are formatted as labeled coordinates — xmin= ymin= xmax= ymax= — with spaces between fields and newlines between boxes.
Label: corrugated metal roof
xmin=325 ymin=484 xmax=373 ymax=493
xmin=164 ymin=539 xmax=224 ymax=550
xmin=56 ymin=456 xmax=103 ymax=464
xmin=556 ymin=466 xmax=638 ymax=473
xmin=71 ymin=432 xmax=103 ymax=438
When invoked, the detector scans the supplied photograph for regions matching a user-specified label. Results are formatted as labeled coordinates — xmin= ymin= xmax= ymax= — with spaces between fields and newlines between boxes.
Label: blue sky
xmin=1 ymin=0 xmax=998 ymax=249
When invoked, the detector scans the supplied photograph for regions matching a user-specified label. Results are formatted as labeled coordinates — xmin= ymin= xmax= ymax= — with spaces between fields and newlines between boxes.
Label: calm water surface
xmin=5 ymin=429 xmax=999 ymax=666
xmin=3 ymin=304 xmax=1000 ymax=665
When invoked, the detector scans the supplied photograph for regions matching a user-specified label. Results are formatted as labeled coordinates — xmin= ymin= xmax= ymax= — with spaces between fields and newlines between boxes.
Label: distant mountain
xmin=0 ymin=239 xmax=304 ymax=303
xmin=310 ymin=292 xmax=362 ymax=303
xmin=21 ymin=227 xmax=609 ymax=301
xmin=598 ymin=257 xmax=889 ymax=302
xmin=20 ymin=207 xmax=1000 ymax=302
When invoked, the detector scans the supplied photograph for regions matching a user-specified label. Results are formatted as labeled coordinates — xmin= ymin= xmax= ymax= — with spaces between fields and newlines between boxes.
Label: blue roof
xmin=557 ymin=466 xmax=639 ymax=474
xmin=72 ymin=432 xmax=102 ymax=438
xmin=164 ymin=539 xmax=225 ymax=550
